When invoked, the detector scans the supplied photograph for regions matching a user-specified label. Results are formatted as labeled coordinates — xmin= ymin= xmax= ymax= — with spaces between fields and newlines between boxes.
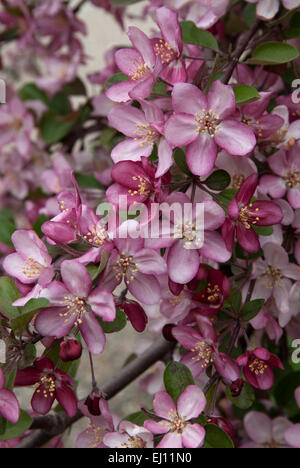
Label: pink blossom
xmin=144 ymin=385 xmax=206 ymax=448
xmin=0 ymin=368 xmax=20 ymax=424
xmin=15 ymin=357 xmax=77 ymax=417
xmin=0 ymin=98 xmax=33 ymax=157
xmin=41 ymin=154 xmax=73 ymax=195
xmin=251 ymin=242 xmax=300 ymax=314
xmin=165 ymin=81 xmax=256 ymax=176
xmin=222 ymin=174 xmax=283 ymax=253
xmin=106 ymin=158 xmax=169 ymax=207
xmin=35 ymin=260 xmax=116 ymax=354
xmin=241 ymin=411 xmax=292 ymax=448
xmin=237 ymin=348 xmax=284 ymax=390
xmin=145 ymin=193 xmax=230 ymax=284
xmin=101 ymin=222 xmax=167 ymax=305
xmin=192 ymin=266 xmax=230 ymax=317
xmin=3 ymin=229 xmax=54 ymax=287
xmin=103 ymin=421 xmax=154 ymax=448
xmin=108 ymin=100 xmax=173 ymax=177
xmin=260 ymin=143 xmax=300 ymax=209
xmin=36 ymin=53 xmax=80 ymax=95
xmin=172 ymin=325 xmax=239 ymax=381
xmin=215 ymin=151 xmax=257 ymax=190
xmin=106 ymin=27 xmax=160 ymax=103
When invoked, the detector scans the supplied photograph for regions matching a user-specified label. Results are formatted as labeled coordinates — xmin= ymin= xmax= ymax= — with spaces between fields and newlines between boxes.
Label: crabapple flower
xmin=106 ymin=27 xmax=160 ymax=103
xmin=215 ymin=151 xmax=257 ymax=190
xmin=172 ymin=325 xmax=239 ymax=381
xmin=3 ymin=230 xmax=54 ymax=287
xmin=108 ymin=100 xmax=173 ymax=177
xmin=14 ymin=357 xmax=77 ymax=417
xmin=144 ymin=385 xmax=206 ymax=448
xmin=251 ymin=242 xmax=300 ymax=314
xmin=41 ymin=154 xmax=73 ymax=194
xmin=240 ymin=92 xmax=284 ymax=139
xmin=103 ymin=421 xmax=154 ymax=448
xmin=153 ymin=7 xmax=186 ymax=84
xmin=165 ymin=81 xmax=256 ymax=176
xmin=245 ymin=0 xmax=300 ymax=21
xmin=106 ymin=158 xmax=169 ymax=208
xmin=145 ymin=193 xmax=230 ymax=284
xmin=36 ymin=53 xmax=80 ymax=95
xmin=241 ymin=411 xmax=293 ymax=448
xmin=221 ymin=174 xmax=283 ymax=253
xmin=237 ymin=348 xmax=284 ymax=390
xmin=100 ymin=221 xmax=167 ymax=305
xmin=0 ymin=368 xmax=20 ymax=424
xmin=260 ymin=144 xmax=300 ymax=209
xmin=192 ymin=266 xmax=230 ymax=317
xmin=35 ymin=260 xmax=116 ymax=354
xmin=0 ymin=98 xmax=34 ymax=157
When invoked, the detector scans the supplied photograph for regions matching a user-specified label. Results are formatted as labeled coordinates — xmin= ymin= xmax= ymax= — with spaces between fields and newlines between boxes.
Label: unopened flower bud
xmin=230 ymin=378 xmax=244 ymax=397
xmin=59 ymin=339 xmax=82 ymax=362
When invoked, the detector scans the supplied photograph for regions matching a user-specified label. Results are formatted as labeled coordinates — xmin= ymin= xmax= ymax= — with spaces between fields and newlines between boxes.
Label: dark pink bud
xmin=123 ymin=301 xmax=148 ymax=332
xmin=84 ymin=391 xmax=102 ymax=416
xmin=163 ymin=324 xmax=176 ymax=342
xmin=59 ymin=339 xmax=82 ymax=362
xmin=230 ymin=378 xmax=244 ymax=397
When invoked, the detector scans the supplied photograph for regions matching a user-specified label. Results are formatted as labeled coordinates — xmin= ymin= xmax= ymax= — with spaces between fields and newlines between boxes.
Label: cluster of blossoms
xmin=0 ymin=0 xmax=299 ymax=449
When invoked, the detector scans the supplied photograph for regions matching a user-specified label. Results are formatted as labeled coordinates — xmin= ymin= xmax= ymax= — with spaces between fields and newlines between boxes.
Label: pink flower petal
xmin=182 ymin=423 xmax=206 ymax=448
xmin=214 ymin=120 xmax=256 ymax=156
xmin=177 ymin=385 xmax=206 ymax=420
xmin=61 ymin=260 xmax=92 ymax=298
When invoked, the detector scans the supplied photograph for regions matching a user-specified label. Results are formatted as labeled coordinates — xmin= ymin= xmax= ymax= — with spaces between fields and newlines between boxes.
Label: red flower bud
xmin=207 ymin=416 xmax=235 ymax=440
xmin=59 ymin=339 xmax=82 ymax=362
xmin=230 ymin=378 xmax=244 ymax=397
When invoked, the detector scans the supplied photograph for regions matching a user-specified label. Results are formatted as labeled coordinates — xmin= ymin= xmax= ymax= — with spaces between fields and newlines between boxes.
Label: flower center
xmin=249 ymin=358 xmax=268 ymax=375
xmin=22 ymin=257 xmax=44 ymax=279
xmin=35 ymin=375 xmax=56 ymax=398
xmin=129 ymin=58 xmax=151 ymax=81
xmin=83 ymin=223 xmax=107 ymax=246
xmin=231 ymin=173 xmax=245 ymax=189
xmin=191 ymin=341 xmax=213 ymax=367
xmin=128 ymin=175 xmax=152 ymax=198
xmin=165 ymin=409 xmax=186 ymax=433
xmin=59 ymin=200 xmax=69 ymax=213
xmin=60 ymin=295 xmax=87 ymax=326
xmin=122 ymin=435 xmax=146 ymax=448
xmin=133 ymin=123 xmax=159 ymax=147
xmin=154 ymin=39 xmax=176 ymax=64
xmin=283 ymin=169 xmax=300 ymax=189
xmin=263 ymin=266 xmax=283 ymax=289
xmin=194 ymin=109 xmax=221 ymax=137
xmin=174 ymin=221 xmax=203 ymax=249
xmin=113 ymin=253 xmax=139 ymax=285
xmin=239 ymin=204 xmax=260 ymax=229
xmin=87 ymin=423 xmax=106 ymax=448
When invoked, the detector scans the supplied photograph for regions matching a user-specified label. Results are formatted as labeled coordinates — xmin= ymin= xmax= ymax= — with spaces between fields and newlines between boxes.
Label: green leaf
xmin=0 ymin=277 xmax=21 ymax=319
xmin=253 ymin=225 xmax=274 ymax=236
xmin=203 ymin=424 xmax=234 ymax=448
xmin=63 ymin=77 xmax=86 ymax=96
xmin=204 ymin=170 xmax=231 ymax=191
xmin=40 ymin=111 xmax=76 ymax=144
xmin=0 ymin=410 xmax=32 ymax=441
xmin=233 ymin=85 xmax=260 ymax=105
xmin=163 ymin=362 xmax=195 ymax=403
xmin=49 ymin=92 xmax=71 ymax=116
xmin=243 ymin=3 xmax=256 ymax=27
xmin=0 ymin=27 xmax=19 ymax=43
xmin=11 ymin=298 xmax=50 ymax=335
xmin=124 ymin=411 xmax=148 ymax=426
xmin=273 ymin=371 xmax=300 ymax=418
xmin=173 ymin=148 xmax=192 ymax=176
xmin=225 ymin=381 xmax=255 ymax=409
xmin=0 ymin=213 xmax=16 ymax=247
xmin=0 ymin=416 xmax=7 ymax=436
xmin=180 ymin=21 xmax=219 ymax=51
xmin=97 ymin=309 xmax=127 ymax=334
xmin=19 ymin=83 xmax=49 ymax=106
xmin=232 ymin=290 xmax=242 ymax=314
xmin=241 ymin=299 xmax=265 ymax=321
xmin=105 ymin=72 xmax=128 ymax=90
xmin=75 ymin=173 xmax=105 ymax=190
xmin=247 ymin=42 xmax=299 ymax=65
